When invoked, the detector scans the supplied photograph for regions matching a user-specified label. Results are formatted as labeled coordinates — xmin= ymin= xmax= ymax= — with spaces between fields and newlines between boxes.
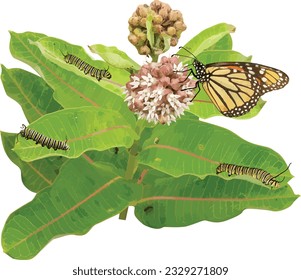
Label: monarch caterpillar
xmin=62 ymin=53 xmax=112 ymax=81
xmin=19 ymin=124 xmax=69 ymax=151
xmin=174 ymin=47 xmax=289 ymax=117
xmin=216 ymin=163 xmax=291 ymax=188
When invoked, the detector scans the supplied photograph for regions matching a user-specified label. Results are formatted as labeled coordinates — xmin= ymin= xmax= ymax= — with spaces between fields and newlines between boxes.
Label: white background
xmin=0 ymin=0 xmax=300 ymax=279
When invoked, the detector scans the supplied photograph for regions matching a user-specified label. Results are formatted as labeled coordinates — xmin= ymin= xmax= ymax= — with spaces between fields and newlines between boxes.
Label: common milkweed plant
xmin=0 ymin=0 xmax=298 ymax=259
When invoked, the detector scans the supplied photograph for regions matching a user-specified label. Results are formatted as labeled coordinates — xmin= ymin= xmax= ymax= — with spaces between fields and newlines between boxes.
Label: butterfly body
xmin=177 ymin=47 xmax=289 ymax=117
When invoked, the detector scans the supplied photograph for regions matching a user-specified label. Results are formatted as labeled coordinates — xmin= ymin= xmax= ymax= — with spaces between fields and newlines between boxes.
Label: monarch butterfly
xmin=216 ymin=162 xmax=291 ymax=188
xmin=19 ymin=124 xmax=69 ymax=151
xmin=62 ymin=53 xmax=112 ymax=81
xmin=174 ymin=47 xmax=289 ymax=117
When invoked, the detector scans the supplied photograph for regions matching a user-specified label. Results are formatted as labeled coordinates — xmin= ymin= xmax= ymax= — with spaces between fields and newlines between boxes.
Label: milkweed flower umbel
xmin=124 ymin=56 xmax=196 ymax=125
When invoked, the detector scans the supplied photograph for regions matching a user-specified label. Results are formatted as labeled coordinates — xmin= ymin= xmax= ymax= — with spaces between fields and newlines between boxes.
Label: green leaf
xmin=33 ymin=36 xmax=130 ymax=85
xmin=1 ymin=132 xmax=130 ymax=193
xmin=146 ymin=13 xmax=155 ymax=48
xmin=89 ymin=44 xmax=140 ymax=71
xmin=1 ymin=157 xmax=138 ymax=259
xmin=207 ymin=34 xmax=233 ymax=50
xmin=9 ymin=30 xmax=47 ymax=67
xmin=177 ymin=23 xmax=236 ymax=63
xmin=135 ymin=174 xmax=299 ymax=228
xmin=84 ymin=148 xmax=129 ymax=177
xmin=196 ymin=50 xmax=251 ymax=64
xmin=13 ymin=107 xmax=139 ymax=161
xmin=1 ymin=132 xmax=66 ymax=192
xmin=9 ymin=32 xmax=132 ymax=120
xmin=138 ymin=119 xmax=292 ymax=187
xmin=33 ymin=36 xmax=129 ymax=99
xmin=1 ymin=65 xmax=62 ymax=122
xmin=161 ymin=33 xmax=171 ymax=53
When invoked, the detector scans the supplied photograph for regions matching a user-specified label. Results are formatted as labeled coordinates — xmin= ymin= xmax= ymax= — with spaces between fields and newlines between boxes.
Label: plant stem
xmin=118 ymin=149 xmax=139 ymax=220
xmin=150 ymin=52 xmax=159 ymax=62
xmin=119 ymin=119 xmax=147 ymax=220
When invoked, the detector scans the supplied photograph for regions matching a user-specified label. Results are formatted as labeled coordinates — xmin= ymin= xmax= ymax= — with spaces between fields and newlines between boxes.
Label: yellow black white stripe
xmin=19 ymin=124 xmax=69 ymax=151
xmin=216 ymin=162 xmax=290 ymax=188
xmin=63 ymin=53 xmax=111 ymax=81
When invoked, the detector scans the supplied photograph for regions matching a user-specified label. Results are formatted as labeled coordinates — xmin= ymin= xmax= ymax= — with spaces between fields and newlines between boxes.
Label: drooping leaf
xmin=1 ymin=65 xmax=62 ymax=122
xmin=1 ymin=132 xmax=66 ymax=192
xmin=135 ymin=173 xmax=298 ymax=228
xmin=13 ymin=107 xmax=138 ymax=161
xmin=138 ymin=119 xmax=292 ymax=187
xmin=1 ymin=157 xmax=138 ymax=259
xmin=89 ymin=44 xmax=140 ymax=70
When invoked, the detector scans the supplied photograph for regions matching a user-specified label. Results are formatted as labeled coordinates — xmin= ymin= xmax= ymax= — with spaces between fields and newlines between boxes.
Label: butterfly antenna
xmin=172 ymin=46 xmax=198 ymax=61
xmin=59 ymin=49 xmax=67 ymax=57
xmin=59 ymin=44 xmax=70 ymax=57
xmin=179 ymin=46 xmax=198 ymax=60
xmin=272 ymin=163 xmax=292 ymax=179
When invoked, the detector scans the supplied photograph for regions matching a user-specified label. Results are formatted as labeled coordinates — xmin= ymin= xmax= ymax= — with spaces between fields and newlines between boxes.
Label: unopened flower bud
xmin=170 ymin=37 xmax=178 ymax=46
xmin=158 ymin=7 xmax=169 ymax=19
xmin=128 ymin=34 xmax=139 ymax=45
xmin=128 ymin=0 xmax=187 ymax=57
xmin=140 ymin=18 xmax=147 ymax=28
xmin=153 ymin=24 xmax=163 ymax=34
xmin=167 ymin=26 xmax=176 ymax=36
xmin=150 ymin=0 xmax=162 ymax=11
xmin=133 ymin=28 xmax=142 ymax=36
xmin=139 ymin=45 xmax=151 ymax=55
xmin=174 ymin=20 xmax=187 ymax=31
xmin=153 ymin=14 xmax=163 ymax=24
xmin=137 ymin=4 xmax=149 ymax=17
xmin=128 ymin=16 xmax=140 ymax=26
xmin=169 ymin=10 xmax=182 ymax=21
xmin=137 ymin=32 xmax=147 ymax=41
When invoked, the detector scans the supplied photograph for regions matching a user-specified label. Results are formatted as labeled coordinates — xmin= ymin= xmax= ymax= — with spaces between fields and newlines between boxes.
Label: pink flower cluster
xmin=124 ymin=56 xmax=196 ymax=125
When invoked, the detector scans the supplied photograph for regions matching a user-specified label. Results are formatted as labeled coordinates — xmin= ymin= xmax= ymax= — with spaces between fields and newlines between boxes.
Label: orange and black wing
xmin=202 ymin=62 xmax=289 ymax=117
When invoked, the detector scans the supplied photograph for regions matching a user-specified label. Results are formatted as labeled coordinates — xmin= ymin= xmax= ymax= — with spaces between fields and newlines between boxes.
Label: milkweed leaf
xmin=135 ymin=173 xmax=298 ymax=228
xmin=89 ymin=44 xmax=140 ymax=71
xmin=1 ymin=157 xmax=138 ymax=259
xmin=13 ymin=107 xmax=138 ymax=161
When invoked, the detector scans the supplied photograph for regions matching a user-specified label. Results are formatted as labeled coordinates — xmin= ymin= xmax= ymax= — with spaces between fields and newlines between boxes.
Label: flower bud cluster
xmin=128 ymin=0 xmax=187 ymax=55
xmin=124 ymin=56 xmax=196 ymax=125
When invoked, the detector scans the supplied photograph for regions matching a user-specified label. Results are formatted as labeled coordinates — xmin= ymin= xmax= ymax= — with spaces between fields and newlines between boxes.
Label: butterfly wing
xmin=202 ymin=62 xmax=289 ymax=117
